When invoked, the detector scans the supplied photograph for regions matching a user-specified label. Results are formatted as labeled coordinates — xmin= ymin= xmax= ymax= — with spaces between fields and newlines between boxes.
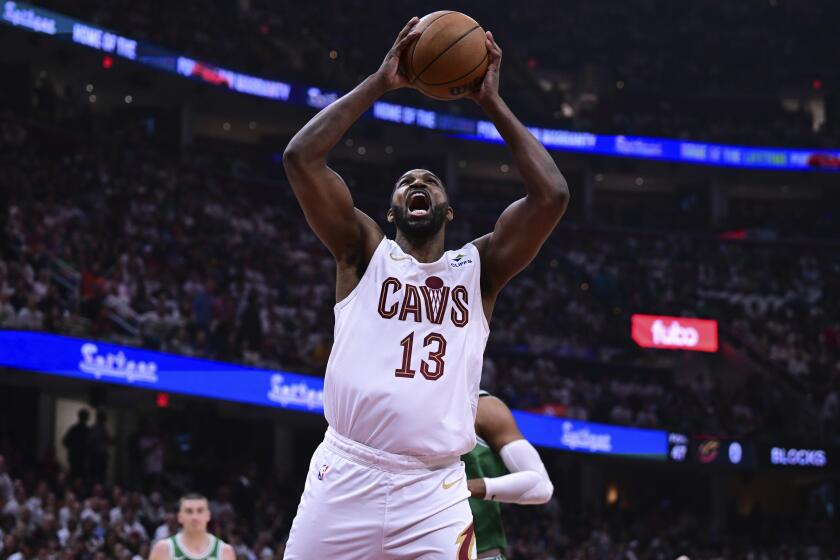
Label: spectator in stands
xmin=138 ymin=424 xmax=165 ymax=491
xmin=113 ymin=508 xmax=148 ymax=542
xmin=87 ymin=410 xmax=112 ymax=483
xmin=152 ymin=512 xmax=179 ymax=544
xmin=62 ymin=410 xmax=91 ymax=480
xmin=0 ymin=456 xmax=11 ymax=503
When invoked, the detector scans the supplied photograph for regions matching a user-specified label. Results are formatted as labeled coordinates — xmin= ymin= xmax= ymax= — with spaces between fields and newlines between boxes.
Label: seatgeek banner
xmin=631 ymin=314 xmax=718 ymax=352
xmin=2 ymin=1 xmax=840 ymax=172
xmin=0 ymin=330 xmax=323 ymax=412
xmin=513 ymin=411 xmax=667 ymax=460
xmin=0 ymin=331 xmax=669 ymax=458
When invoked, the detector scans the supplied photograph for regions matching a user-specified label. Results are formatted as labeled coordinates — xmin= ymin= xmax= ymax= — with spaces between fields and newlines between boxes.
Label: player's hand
xmin=375 ymin=16 xmax=421 ymax=92
xmin=467 ymin=478 xmax=487 ymax=499
xmin=468 ymin=31 xmax=502 ymax=106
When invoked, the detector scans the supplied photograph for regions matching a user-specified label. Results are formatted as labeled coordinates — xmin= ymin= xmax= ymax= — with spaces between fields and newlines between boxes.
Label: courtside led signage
xmin=769 ymin=447 xmax=827 ymax=468
xmin=0 ymin=330 xmax=669 ymax=457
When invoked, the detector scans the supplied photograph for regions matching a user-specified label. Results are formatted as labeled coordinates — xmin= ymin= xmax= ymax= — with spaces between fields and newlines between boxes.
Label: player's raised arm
xmin=283 ymin=17 xmax=421 ymax=263
xmin=468 ymin=32 xmax=570 ymax=309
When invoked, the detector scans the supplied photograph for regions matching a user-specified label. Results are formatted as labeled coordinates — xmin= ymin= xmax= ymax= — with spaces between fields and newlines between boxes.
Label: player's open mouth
xmin=407 ymin=190 xmax=431 ymax=217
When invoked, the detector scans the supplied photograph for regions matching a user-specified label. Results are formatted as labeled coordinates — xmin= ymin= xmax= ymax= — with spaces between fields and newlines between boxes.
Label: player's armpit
xmin=282 ymin=154 xmax=380 ymax=263
xmin=476 ymin=189 xmax=567 ymax=299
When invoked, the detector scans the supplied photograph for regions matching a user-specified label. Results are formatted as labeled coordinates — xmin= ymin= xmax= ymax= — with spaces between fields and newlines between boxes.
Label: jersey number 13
xmin=395 ymin=332 xmax=447 ymax=381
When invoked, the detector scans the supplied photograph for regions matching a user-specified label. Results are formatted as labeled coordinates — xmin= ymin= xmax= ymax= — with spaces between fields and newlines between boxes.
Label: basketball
xmin=403 ymin=11 xmax=489 ymax=100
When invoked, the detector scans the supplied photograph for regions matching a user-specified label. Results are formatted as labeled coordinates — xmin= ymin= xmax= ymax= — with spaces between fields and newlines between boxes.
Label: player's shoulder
xmin=445 ymin=240 xmax=482 ymax=270
xmin=218 ymin=540 xmax=236 ymax=560
xmin=470 ymin=233 xmax=492 ymax=254
xmin=457 ymin=238 xmax=483 ymax=255
xmin=477 ymin=391 xmax=508 ymax=409
xmin=476 ymin=393 xmax=515 ymax=424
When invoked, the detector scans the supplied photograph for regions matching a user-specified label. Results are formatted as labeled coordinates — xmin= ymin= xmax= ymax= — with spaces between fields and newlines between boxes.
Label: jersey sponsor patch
xmin=450 ymin=253 xmax=474 ymax=268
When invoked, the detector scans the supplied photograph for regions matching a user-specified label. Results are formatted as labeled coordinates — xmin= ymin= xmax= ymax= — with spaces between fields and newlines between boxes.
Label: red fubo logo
xmin=631 ymin=314 xmax=718 ymax=352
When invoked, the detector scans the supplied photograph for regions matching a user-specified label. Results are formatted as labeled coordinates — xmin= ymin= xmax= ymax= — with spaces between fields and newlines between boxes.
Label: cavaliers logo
xmin=698 ymin=440 xmax=720 ymax=464
xmin=425 ymin=276 xmax=444 ymax=289
xmin=455 ymin=523 xmax=475 ymax=560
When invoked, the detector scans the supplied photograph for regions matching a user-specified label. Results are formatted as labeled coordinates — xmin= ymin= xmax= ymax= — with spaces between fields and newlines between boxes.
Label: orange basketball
xmin=403 ymin=11 xmax=489 ymax=101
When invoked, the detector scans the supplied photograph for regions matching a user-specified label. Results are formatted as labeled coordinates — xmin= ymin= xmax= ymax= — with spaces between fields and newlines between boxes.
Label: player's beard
xmin=391 ymin=202 xmax=448 ymax=240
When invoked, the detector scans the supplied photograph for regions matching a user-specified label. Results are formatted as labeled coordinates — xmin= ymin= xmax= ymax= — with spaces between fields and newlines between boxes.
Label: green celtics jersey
xmin=462 ymin=391 xmax=508 ymax=555
xmin=168 ymin=533 xmax=222 ymax=560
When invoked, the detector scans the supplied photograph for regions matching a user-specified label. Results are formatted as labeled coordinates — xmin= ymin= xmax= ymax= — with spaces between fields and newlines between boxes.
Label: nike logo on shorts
xmin=442 ymin=476 xmax=462 ymax=490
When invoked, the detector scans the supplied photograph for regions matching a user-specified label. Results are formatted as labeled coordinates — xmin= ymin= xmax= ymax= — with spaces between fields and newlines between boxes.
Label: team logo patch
xmin=317 ymin=464 xmax=330 ymax=480
xmin=423 ymin=276 xmax=448 ymax=323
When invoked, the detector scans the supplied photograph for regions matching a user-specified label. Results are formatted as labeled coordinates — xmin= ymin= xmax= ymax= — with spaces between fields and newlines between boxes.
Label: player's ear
xmin=446 ymin=205 xmax=454 ymax=223
xmin=386 ymin=207 xmax=395 ymax=224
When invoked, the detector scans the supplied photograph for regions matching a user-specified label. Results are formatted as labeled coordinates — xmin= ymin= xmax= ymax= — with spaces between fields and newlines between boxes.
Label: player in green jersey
xmin=462 ymin=391 xmax=554 ymax=559
xmin=149 ymin=493 xmax=235 ymax=560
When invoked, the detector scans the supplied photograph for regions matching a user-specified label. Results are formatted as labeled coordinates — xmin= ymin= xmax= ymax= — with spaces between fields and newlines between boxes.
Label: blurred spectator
xmin=0 ymin=456 xmax=11 ymax=503
xmin=62 ymin=410 xmax=91 ymax=480
xmin=87 ymin=410 xmax=112 ymax=483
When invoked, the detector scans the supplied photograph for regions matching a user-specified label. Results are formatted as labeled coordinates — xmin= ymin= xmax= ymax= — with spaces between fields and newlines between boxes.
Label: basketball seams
xmin=407 ymin=11 xmax=457 ymax=82
xmin=418 ymin=50 xmax=488 ymax=87
xmin=412 ymin=24 xmax=482 ymax=85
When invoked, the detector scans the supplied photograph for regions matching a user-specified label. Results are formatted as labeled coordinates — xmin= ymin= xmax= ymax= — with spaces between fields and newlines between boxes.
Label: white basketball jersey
xmin=324 ymin=237 xmax=489 ymax=459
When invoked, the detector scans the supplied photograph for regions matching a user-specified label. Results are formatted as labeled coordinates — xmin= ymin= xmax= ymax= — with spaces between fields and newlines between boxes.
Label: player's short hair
xmin=178 ymin=492 xmax=208 ymax=510
xmin=392 ymin=169 xmax=446 ymax=195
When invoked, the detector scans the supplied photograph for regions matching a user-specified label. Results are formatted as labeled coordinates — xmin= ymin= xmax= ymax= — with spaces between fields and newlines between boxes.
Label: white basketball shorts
xmin=284 ymin=427 xmax=476 ymax=559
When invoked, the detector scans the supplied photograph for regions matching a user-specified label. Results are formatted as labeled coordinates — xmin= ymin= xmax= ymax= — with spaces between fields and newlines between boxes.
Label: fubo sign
xmin=631 ymin=314 xmax=718 ymax=352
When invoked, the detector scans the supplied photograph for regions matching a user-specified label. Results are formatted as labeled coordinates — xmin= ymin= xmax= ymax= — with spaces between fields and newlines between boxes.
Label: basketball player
xmin=464 ymin=391 xmax=554 ymax=559
xmin=282 ymin=16 xmax=569 ymax=559
xmin=148 ymin=493 xmax=234 ymax=560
